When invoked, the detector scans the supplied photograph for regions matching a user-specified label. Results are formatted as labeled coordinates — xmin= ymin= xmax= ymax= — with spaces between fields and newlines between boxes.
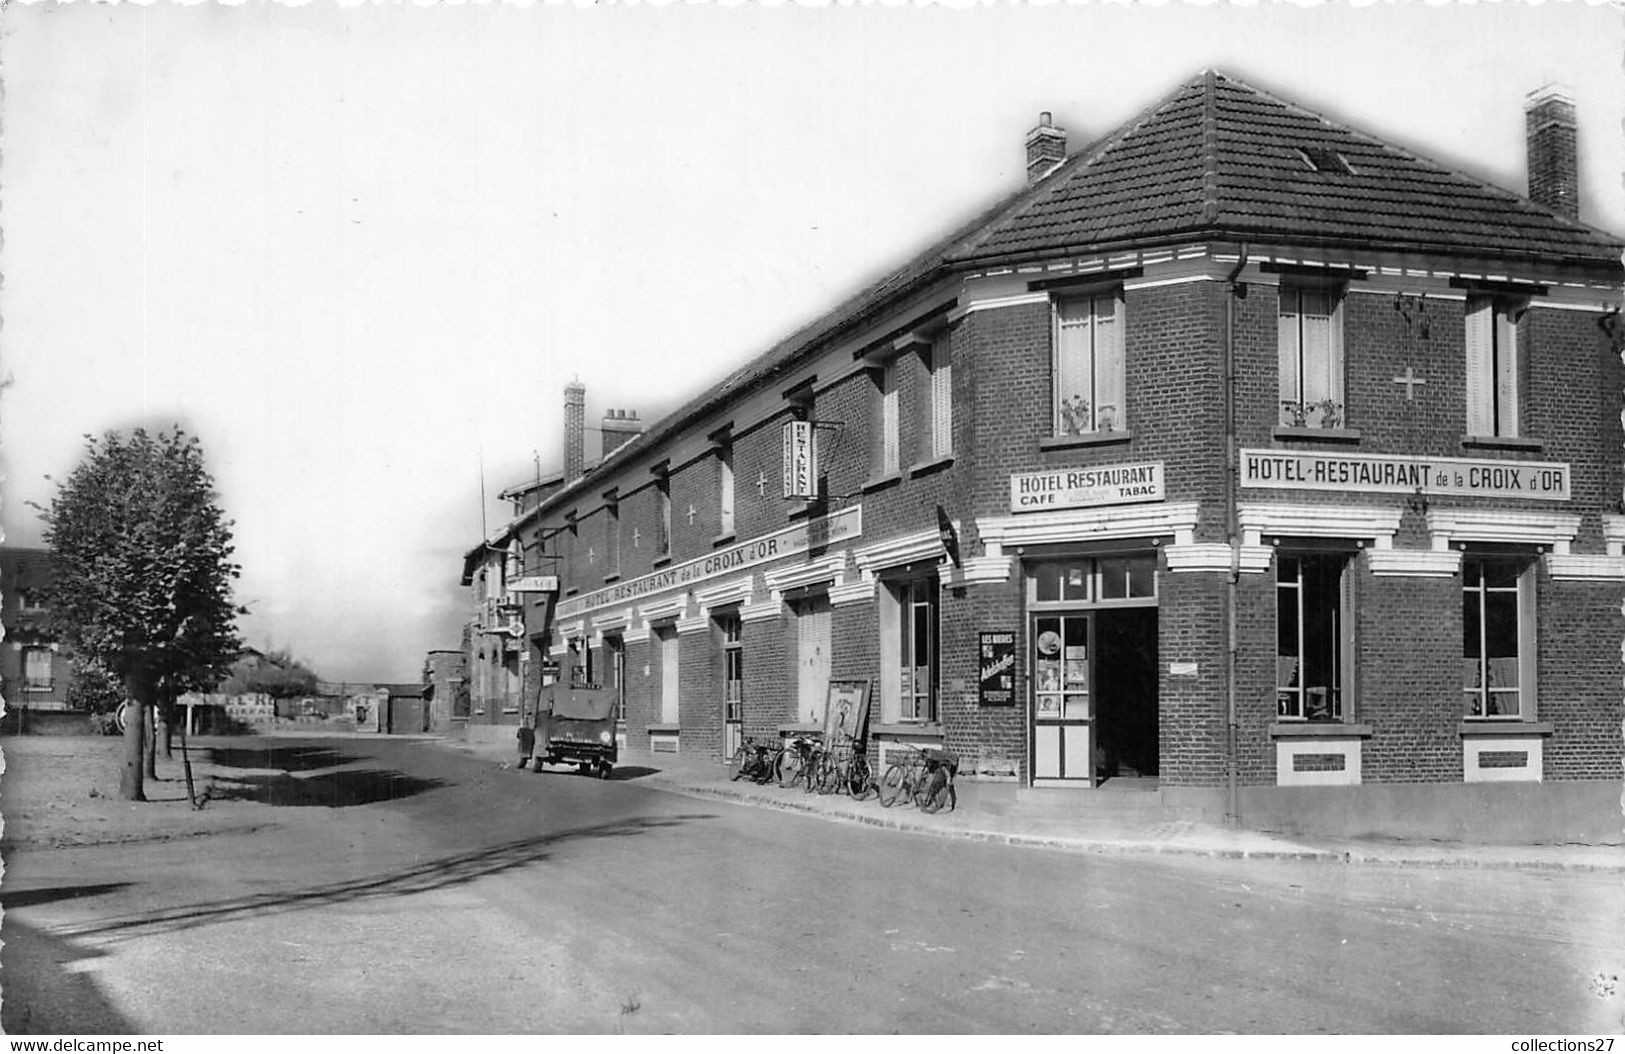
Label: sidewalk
xmin=433 ymin=734 xmax=1625 ymax=872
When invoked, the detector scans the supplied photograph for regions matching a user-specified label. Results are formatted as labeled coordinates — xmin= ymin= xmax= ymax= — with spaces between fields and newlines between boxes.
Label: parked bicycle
xmin=776 ymin=735 xmax=820 ymax=790
xmin=877 ymin=747 xmax=957 ymax=812
xmin=728 ymin=737 xmax=778 ymax=784
xmin=816 ymin=742 xmax=875 ymax=799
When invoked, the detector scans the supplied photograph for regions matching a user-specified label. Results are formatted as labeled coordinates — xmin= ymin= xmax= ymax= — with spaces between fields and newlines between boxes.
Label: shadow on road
xmin=53 ymin=812 xmax=719 ymax=944
xmin=206 ymin=768 xmax=445 ymax=807
xmin=0 ymin=917 xmax=138 ymax=1035
xmin=0 ymin=882 xmax=132 ymax=909
xmin=203 ymin=744 xmax=361 ymax=772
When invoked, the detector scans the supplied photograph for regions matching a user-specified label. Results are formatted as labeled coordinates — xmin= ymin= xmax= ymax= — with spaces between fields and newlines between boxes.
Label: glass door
xmin=1031 ymin=613 xmax=1093 ymax=783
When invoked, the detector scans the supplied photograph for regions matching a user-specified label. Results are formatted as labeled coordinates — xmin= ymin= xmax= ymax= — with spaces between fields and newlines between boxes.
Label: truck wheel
xmin=597 ymin=763 xmax=613 ymax=780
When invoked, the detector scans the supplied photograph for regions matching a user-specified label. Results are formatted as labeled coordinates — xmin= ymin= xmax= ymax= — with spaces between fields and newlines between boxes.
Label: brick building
xmin=485 ymin=73 xmax=1624 ymax=839
xmin=1 ymin=547 xmax=77 ymax=712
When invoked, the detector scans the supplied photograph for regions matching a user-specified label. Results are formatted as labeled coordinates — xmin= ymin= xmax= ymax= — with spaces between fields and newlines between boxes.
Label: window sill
xmin=601 ymin=574 xmax=621 ymax=585
xmin=564 ymin=588 xmax=580 ymax=597
xmin=1458 ymin=720 xmax=1552 ymax=737
xmin=712 ymin=532 xmax=736 ymax=548
xmin=786 ymin=500 xmax=827 ymax=523
xmin=1039 ymin=431 xmax=1133 ymax=452
xmin=1461 ymin=435 xmax=1543 ymax=452
xmin=777 ymin=722 xmax=823 ymax=736
xmin=907 ymin=455 xmax=955 ymax=479
xmin=651 ymin=556 xmax=673 ymax=569
xmin=1272 ymin=426 xmax=1363 ymax=445
xmin=1268 ymin=722 xmax=1373 ymax=738
xmin=647 ymin=723 xmax=681 ymax=735
xmin=871 ymin=722 xmax=945 ymax=737
xmin=861 ymin=472 xmax=903 ymax=494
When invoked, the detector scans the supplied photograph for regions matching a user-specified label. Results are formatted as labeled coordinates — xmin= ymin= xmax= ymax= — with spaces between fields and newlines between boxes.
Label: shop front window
xmin=1463 ymin=558 xmax=1532 ymax=719
xmin=1276 ymin=553 xmax=1353 ymax=721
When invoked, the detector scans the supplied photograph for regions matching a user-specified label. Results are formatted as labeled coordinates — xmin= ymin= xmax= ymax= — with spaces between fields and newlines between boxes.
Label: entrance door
xmin=657 ymin=626 xmax=680 ymax=725
xmin=796 ymin=596 xmax=832 ymax=725
xmin=1031 ymin=613 xmax=1093 ymax=783
xmin=1095 ymin=608 xmax=1159 ymax=779
xmin=604 ymin=636 xmax=626 ymax=726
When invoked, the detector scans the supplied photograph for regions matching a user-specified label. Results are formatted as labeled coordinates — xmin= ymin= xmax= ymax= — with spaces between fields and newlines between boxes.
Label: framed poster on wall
xmin=823 ymin=679 xmax=872 ymax=746
xmin=979 ymin=631 xmax=1016 ymax=706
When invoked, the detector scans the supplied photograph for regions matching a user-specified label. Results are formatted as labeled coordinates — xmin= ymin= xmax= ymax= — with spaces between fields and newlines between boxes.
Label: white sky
xmin=3 ymin=1 xmax=1622 ymax=684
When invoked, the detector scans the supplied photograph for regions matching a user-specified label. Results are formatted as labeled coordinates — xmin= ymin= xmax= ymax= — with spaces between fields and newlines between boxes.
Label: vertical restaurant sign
xmin=1010 ymin=461 xmax=1165 ymax=513
xmin=783 ymin=420 xmax=818 ymax=499
xmin=1239 ymin=449 xmax=1570 ymax=500
xmin=978 ymin=631 xmax=1017 ymax=706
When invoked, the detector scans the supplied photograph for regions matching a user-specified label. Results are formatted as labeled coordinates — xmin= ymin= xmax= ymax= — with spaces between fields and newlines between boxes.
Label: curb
xmin=434 ymin=739 xmax=1625 ymax=873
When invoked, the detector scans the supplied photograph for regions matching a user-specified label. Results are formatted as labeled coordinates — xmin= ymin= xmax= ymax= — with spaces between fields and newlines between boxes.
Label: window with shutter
xmin=929 ymin=330 xmax=953 ymax=459
xmin=1053 ymin=291 xmax=1126 ymax=435
xmin=875 ymin=361 xmax=900 ymax=475
xmin=1277 ymin=283 xmax=1345 ymax=428
xmin=1465 ymin=297 xmax=1520 ymax=437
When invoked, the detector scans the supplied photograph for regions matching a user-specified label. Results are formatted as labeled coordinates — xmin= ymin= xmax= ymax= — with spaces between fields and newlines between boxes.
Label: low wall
xmin=0 ymin=710 xmax=94 ymax=736
xmin=1162 ymin=780 xmax=1625 ymax=845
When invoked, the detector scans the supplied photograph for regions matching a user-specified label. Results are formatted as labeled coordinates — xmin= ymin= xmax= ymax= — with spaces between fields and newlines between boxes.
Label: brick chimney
xmin=1525 ymin=84 xmax=1578 ymax=220
xmin=600 ymin=409 xmax=643 ymax=461
xmin=563 ymin=380 xmax=586 ymax=484
xmin=1025 ymin=111 xmax=1067 ymax=184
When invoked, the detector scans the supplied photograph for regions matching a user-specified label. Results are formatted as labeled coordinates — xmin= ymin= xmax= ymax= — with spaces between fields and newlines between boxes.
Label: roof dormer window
xmin=1296 ymin=146 xmax=1354 ymax=175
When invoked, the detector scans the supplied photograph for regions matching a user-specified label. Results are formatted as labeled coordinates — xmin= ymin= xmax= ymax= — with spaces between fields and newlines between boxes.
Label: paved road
xmin=4 ymin=735 xmax=1622 ymax=1033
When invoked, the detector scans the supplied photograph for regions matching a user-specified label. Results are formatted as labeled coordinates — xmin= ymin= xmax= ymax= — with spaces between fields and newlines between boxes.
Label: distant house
xmin=422 ymin=648 xmax=468 ymax=731
xmin=1 ymin=547 xmax=76 ymax=712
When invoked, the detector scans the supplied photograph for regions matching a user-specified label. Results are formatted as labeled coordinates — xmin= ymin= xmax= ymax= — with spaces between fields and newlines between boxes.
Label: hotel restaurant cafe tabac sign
xmin=554 ymin=504 xmax=864 ymax=620
xmin=1008 ymin=451 xmax=1572 ymax=514
xmin=1239 ymin=449 xmax=1571 ymax=500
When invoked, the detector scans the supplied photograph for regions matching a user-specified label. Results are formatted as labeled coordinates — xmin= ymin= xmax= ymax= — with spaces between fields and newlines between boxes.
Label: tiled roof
xmin=532 ymin=71 xmax=1622 ymax=519
xmin=958 ymin=70 xmax=1625 ymax=265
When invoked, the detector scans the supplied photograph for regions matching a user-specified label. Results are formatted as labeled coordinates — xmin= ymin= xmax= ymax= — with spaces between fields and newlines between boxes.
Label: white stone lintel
xmin=1367 ymin=549 xmax=1463 ymax=577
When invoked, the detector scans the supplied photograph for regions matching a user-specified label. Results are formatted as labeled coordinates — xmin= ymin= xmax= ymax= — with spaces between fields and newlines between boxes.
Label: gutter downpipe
xmin=1223 ymin=243 xmax=1249 ymax=827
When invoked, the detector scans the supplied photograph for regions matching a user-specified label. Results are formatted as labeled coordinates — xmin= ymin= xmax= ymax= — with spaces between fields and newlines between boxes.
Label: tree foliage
xmin=40 ymin=428 xmax=243 ymax=800
xmin=66 ymin=659 xmax=126 ymax=715
xmin=228 ymin=647 xmax=320 ymax=699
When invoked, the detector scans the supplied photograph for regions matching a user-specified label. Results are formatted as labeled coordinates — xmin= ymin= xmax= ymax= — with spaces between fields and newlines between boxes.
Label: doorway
xmin=794 ymin=595 xmax=832 ymax=726
xmin=1094 ymin=607 xmax=1159 ymax=780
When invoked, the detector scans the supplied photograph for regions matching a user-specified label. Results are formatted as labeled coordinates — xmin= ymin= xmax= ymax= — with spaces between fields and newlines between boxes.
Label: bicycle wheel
xmin=877 ymin=763 xmax=906 ymax=807
xmin=846 ymin=755 xmax=873 ymax=799
xmin=728 ymin=744 xmax=749 ymax=781
xmin=817 ymin=756 xmax=842 ymax=795
xmin=915 ymin=767 xmax=949 ymax=812
xmin=776 ymin=749 xmax=804 ymax=788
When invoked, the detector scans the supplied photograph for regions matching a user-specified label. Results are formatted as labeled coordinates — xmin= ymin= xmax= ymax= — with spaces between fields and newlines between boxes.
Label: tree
xmin=226 ymin=647 xmax=319 ymax=699
xmin=40 ymin=428 xmax=243 ymax=802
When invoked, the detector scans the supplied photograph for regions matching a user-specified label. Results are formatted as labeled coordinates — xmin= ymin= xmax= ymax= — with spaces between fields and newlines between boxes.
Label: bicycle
xmin=728 ymin=737 xmax=777 ymax=784
xmin=816 ymin=742 xmax=875 ymax=799
xmin=776 ymin=735 xmax=820 ymax=789
xmin=877 ymin=747 xmax=957 ymax=811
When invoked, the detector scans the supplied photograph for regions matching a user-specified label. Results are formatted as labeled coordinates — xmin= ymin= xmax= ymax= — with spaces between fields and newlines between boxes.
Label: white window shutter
xmin=1328 ymin=292 xmax=1346 ymax=416
xmin=1096 ymin=295 xmax=1125 ymax=432
xmin=1495 ymin=307 xmax=1519 ymax=438
xmin=1464 ymin=297 xmax=1493 ymax=435
xmin=881 ymin=362 xmax=899 ymax=473
xmin=1278 ymin=288 xmax=1300 ymax=421
xmin=931 ymin=332 xmax=953 ymax=458
xmin=1517 ymin=563 xmax=1536 ymax=719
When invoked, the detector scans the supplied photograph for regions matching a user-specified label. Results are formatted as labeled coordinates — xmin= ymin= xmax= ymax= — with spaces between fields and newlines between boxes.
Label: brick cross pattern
xmin=587 ymin=547 xmax=595 ymax=564
xmin=757 ymin=471 xmax=769 ymax=496
xmin=632 ymin=528 xmax=641 ymax=548
xmin=1392 ymin=366 xmax=1427 ymax=401
xmin=687 ymin=505 xmax=697 ymax=526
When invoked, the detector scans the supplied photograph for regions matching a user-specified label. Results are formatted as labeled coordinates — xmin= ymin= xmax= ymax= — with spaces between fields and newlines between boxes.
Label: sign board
xmin=556 ymin=505 xmax=863 ymax=619
xmin=1010 ymin=461 xmax=1165 ymax=513
xmin=822 ymin=679 xmax=872 ymax=746
xmin=508 ymin=575 xmax=559 ymax=593
xmin=782 ymin=420 xmax=818 ymax=500
xmin=978 ymin=631 xmax=1017 ymax=706
xmin=1240 ymin=450 xmax=1571 ymax=500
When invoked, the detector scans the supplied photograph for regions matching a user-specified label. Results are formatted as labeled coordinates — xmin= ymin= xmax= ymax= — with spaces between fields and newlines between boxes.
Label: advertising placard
xmin=978 ymin=631 xmax=1017 ymax=706
xmin=783 ymin=420 xmax=818 ymax=499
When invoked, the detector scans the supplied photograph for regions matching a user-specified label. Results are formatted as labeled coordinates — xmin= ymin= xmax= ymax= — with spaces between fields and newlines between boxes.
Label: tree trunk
xmin=119 ymin=693 xmax=148 ymax=802
xmin=144 ymin=703 xmax=158 ymax=780
xmin=161 ymin=696 xmax=176 ymax=759
xmin=180 ymin=706 xmax=199 ymax=809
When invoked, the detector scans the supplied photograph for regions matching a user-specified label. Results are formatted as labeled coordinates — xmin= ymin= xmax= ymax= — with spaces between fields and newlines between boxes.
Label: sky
xmin=3 ymin=1 xmax=1622 ymax=684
